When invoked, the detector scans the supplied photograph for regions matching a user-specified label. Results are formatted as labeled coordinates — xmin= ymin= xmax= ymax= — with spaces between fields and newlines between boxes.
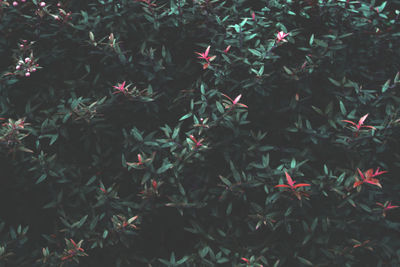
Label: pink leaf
xmin=285 ymin=171 xmax=294 ymax=187
xmin=358 ymin=114 xmax=369 ymax=127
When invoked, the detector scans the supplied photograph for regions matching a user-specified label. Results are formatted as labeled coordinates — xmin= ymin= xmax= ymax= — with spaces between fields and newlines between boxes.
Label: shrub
xmin=0 ymin=0 xmax=399 ymax=266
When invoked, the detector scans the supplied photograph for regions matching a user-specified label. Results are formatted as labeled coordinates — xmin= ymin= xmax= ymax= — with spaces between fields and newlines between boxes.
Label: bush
xmin=0 ymin=0 xmax=400 ymax=266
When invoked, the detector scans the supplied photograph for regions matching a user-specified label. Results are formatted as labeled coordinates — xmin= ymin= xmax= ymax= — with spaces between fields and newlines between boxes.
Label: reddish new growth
xmin=223 ymin=45 xmax=231 ymax=54
xmin=127 ymin=152 xmax=155 ymax=168
xmin=195 ymin=45 xmax=216 ymax=69
xmin=221 ymin=93 xmax=248 ymax=109
xmin=276 ymin=31 xmax=289 ymax=43
xmin=112 ymin=81 xmax=128 ymax=95
xmin=61 ymin=239 xmax=86 ymax=261
xmin=353 ymin=168 xmax=386 ymax=188
xmin=342 ymin=114 xmax=376 ymax=137
xmin=135 ymin=0 xmax=156 ymax=7
xmin=274 ymin=172 xmax=311 ymax=200
xmin=376 ymin=201 xmax=399 ymax=217
xmin=189 ymin=135 xmax=203 ymax=149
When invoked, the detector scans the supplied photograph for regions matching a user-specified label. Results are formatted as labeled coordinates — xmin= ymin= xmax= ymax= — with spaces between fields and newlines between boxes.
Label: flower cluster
xmin=13 ymin=40 xmax=41 ymax=77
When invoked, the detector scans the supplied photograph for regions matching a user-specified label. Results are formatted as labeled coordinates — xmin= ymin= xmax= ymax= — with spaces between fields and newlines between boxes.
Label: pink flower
xmin=21 ymin=0 xmax=26 ymax=2
xmin=39 ymin=1 xmax=46 ymax=7
xmin=16 ymin=65 xmax=21 ymax=70
xmin=221 ymin=93 xmax=248 ymax=109
xmin=25 ymin=57 xmax=31 ymax=63
xmin=112 ymin=81 xmax=128 ymax=95
xmin=276 ymin=31 xmax=289 ymax=43
xmin=25 ymin=72 xmax=30 ymax=77
xmin=13 ymin=1 xmax=18 ymax=6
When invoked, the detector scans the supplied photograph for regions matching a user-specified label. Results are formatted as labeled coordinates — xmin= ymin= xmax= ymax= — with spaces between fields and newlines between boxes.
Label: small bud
xmin=25 ymin=72 xmax=30 ymax=77
xmin=152 ymin=180 xmax=157 ymax=190
xmin=31 ymin=68 xmax=37 ymax=72
xmin=20 ymin=44 xmax=24 ymax=48
xmin=16 ymin=65 xmax=21 ymax=70
xmin=57 ymin=2 xmax=61 ymax=7
xmin=13 ymin=1 xmax=18 ymax=6
xmin=22 ymin=40 xmax=27 ymax=43
xmin=25 ymin=57 xmax=31 ymax=63
xmin=21 ymin=0 xmax=26 ymax=2
xmin=39 ymin=1 xmax=46 ymax=7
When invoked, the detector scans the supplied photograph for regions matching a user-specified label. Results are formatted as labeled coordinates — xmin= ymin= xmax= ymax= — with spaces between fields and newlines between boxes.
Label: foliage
xmin=0 ymin=0 xmax=400 ymax=266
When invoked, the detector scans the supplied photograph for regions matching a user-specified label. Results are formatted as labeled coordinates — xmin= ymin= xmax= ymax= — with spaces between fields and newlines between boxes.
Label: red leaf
xmin=293 ymin=183 xmax=311 ymax=188
xmin=285 ymin=172 xmax=294 ymax=187
xmin=274 ymin=184 xmax=290 ymax=188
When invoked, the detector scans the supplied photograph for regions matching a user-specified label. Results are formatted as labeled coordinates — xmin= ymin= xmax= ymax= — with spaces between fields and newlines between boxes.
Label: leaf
xmin=179 ymin=113 xmax=192 ymax=121
xmin=283 ymin=66 xmax=293 ymax=75
xmin=339 ymin=101 xmax=346 ymax=115
xmin=102 ymin=230 xmax=108 ymax=239
xmin=297 ymin=256 xmax=313 ymax=266
xmin=248 ymin=48 xmax=262 ymax=57
xmin=382 ymin=79 xmax=390 ymax=93
xmin=86 ymin=175 xmax=97 ymax=186
xmin=216 ymin=101 xmax=225 ymax=113
xmin=157 ymin=163 xmax=173 ymax=174
xmin=328 ymin=77 xmax=341 ymax=87
xmin=36 ymin=174 xmax=47 ymax=184
xmin=309 ymin=34 xmax=314 ymax=45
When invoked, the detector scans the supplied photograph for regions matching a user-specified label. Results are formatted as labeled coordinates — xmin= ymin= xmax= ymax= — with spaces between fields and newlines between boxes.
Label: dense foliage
xmin=1 ymin=0 xmax=400 ymax=266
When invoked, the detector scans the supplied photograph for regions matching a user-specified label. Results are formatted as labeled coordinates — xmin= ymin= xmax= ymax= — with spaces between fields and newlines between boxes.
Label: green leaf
xmin=216 ymin=101 xmax=225 ymax=113
xmin=382 ymin=79 xmax=390 ymax=93
xmin=157 ymin=163 xmax=173 ymax=174
xmin=102 ymin=230 xmax=108 ymax=239
xmin=328 ymin=77 xmax=341 ymax=86
xmin=36 ymin=174 xmax=47 ymax=184
xmin=283 ymin=66 xmax=293 ymax=75
xmin=179 ymin=113 xmax=192 ymax=121
xmin=339 ymin=101 xmax=346 ymax=115
xmin=297 ymin=256 xmax=313 ymax=266
xmin=248 ymin=48 xmax=262 ymax=57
